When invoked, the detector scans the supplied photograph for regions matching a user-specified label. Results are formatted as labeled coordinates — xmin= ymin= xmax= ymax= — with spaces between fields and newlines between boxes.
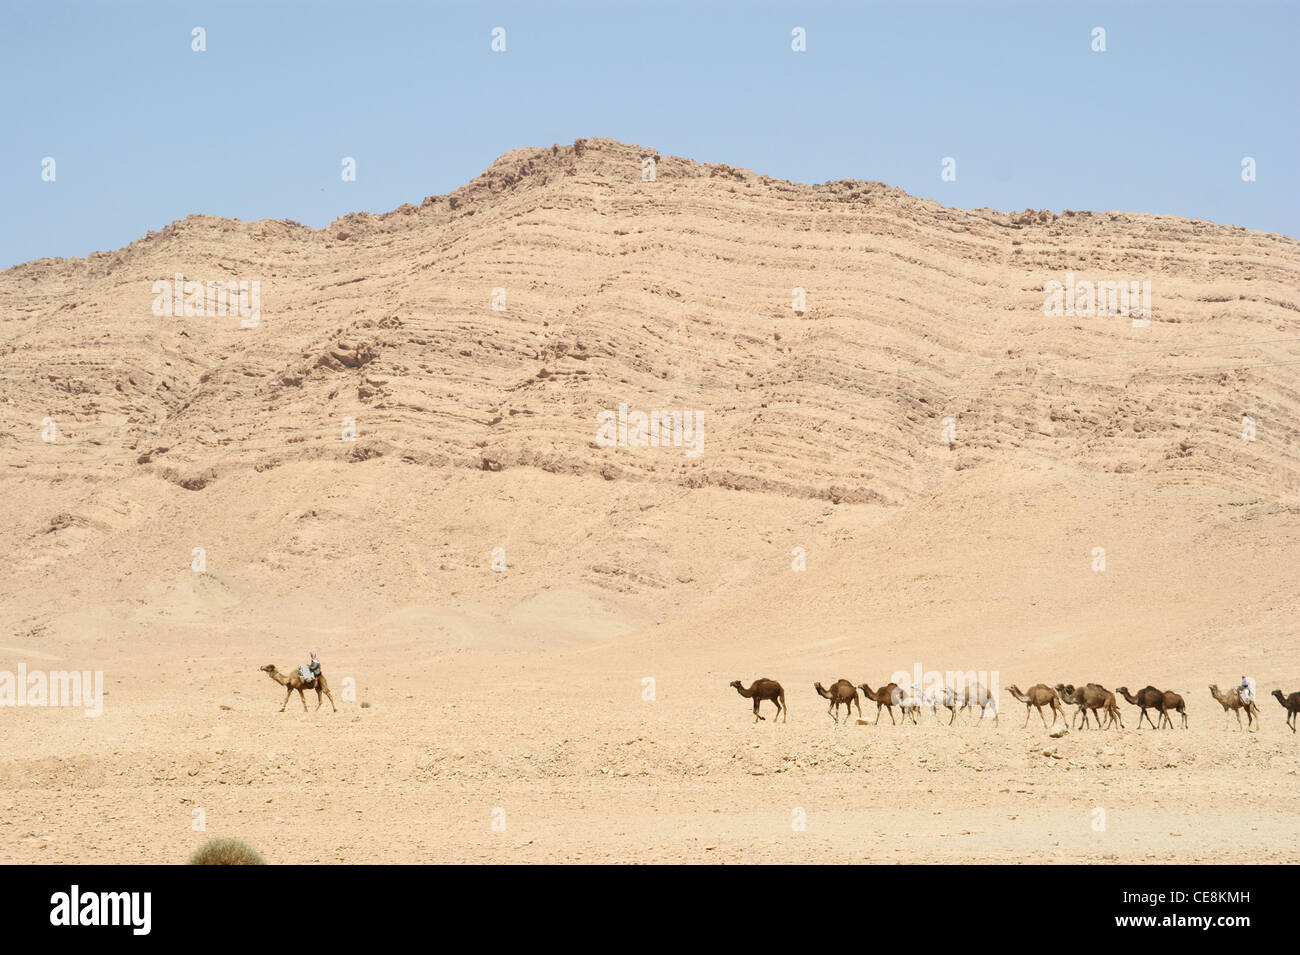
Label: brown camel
xmin=1208 ymin=684 xmax=1259 ymax=731
xmin=1116 ymin=685 xmax=1165 ymax=730
xmin=1271 ymin=689 xmax=1300 ymax=733
xmin=260 ymin=664 xmax=336 ymax=713
xmin=924 ymin=685 xmax=961 ymax=725
xmin=1006 ymin=684 xmax=1068 ymax=728
xmin=1160 ymin=690 xmax=1188 ymax=729
xmin=1056 ymin=684 xmax=1090 ymax=729
xmin=1056 ymin=683 xmax=1123 ymax=730
xmin=731 ymin=678 xmax=787 ymax=723
xmin=814 ymin=679 xmax=861 ymax=724
xmin=858 ymin=682 xmax=914 ymax=725
xmin=956 ymin=684 xmax=999 ymax=725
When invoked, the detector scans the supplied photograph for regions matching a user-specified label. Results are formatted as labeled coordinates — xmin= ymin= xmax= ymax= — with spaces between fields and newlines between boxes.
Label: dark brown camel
xmin=731 ymin=679 xmax=787 ymax=723
xmin=1116 ymin=685 xmax=1165 ymax=730
xmin=260 ymin=664 xmax=336 ymax=713
xmin=1271 ymin=689 xmax=1300 ymax=733
xmin=1160 ymin=690 xmax=1188 ymax=729
xmin=1056 ymin=683 xmax=1123 ymax=730
xmin=1006 ymin=684 xmax=1068 ymax=728
xmin=814 ymin=679 xmax=861 ymax=724
xmin=1208 ymin=684 xmax=1259 ymax=731
xmin=858 ymin=682 xmax=913 ymax=725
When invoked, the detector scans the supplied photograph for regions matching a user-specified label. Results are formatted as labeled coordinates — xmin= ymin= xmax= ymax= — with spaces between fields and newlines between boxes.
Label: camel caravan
xmin=731 ymin=675 xmax=1295 ymax=732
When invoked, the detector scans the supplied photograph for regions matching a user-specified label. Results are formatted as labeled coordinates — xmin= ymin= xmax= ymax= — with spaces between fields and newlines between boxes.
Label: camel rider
xmin=1241 ymin=674 xmax=1256 ymax=705
xmin=297 ymin=652 xmax=322 ymax=686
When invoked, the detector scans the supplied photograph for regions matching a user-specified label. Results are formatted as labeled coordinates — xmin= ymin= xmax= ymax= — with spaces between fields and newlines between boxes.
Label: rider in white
xmin=1241 ymin=674 xmax=1256 ymax=704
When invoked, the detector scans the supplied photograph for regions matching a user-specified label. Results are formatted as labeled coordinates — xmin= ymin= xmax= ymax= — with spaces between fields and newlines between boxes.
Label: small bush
xmin=188 ymin=838 xmax=266 ymax=866
xmin=360 ymin=701 xmax=371 ymax=709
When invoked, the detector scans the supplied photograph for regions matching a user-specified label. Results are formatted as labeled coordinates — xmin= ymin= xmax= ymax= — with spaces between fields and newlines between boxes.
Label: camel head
xmin=1273 ymin=689 xmax=1286 ymax=703
xmin=260 ymin=664 xmax=278 ymax=674
xmin=1116 ymin=686 xmax=1130 ymax=698
xmin=729 ymin=680 xmax=742 ymax=690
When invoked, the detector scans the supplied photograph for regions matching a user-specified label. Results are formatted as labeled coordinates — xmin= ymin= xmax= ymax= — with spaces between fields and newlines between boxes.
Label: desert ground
xmin=1 ymin=139 xmax=1298 ymax=863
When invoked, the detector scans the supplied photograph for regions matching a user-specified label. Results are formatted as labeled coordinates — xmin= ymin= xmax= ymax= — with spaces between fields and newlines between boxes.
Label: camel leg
xmin=1038 ymin=705 xmax=1049 ymax=728
xmin=1233 ymin=708 xmax=1242 ymax=730
xmin=280 ymin=685 xmax=292 ymax=712
xmin=948 ymin=707 xmax=956 ymax=726
xmin=298 ymin=687 xmax=308 ymax=711
xmin=752 ymin=699 xmax=763 ymax=722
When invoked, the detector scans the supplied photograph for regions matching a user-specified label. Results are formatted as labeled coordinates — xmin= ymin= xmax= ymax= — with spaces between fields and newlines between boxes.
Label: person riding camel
xmin=298 ymin=652 xmax=322 ymax=686
xmin=1241 ymin=674 xmax=1256 ymax=705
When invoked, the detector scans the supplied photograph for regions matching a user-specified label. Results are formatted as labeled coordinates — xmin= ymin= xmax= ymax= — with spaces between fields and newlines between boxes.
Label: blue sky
xmin=2 ymin=0 xmax=1295 ymax=268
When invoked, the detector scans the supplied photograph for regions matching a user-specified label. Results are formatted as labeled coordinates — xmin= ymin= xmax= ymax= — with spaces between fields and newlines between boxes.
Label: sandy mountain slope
xmin=1 ymin=139 xmax=1298 ymax=863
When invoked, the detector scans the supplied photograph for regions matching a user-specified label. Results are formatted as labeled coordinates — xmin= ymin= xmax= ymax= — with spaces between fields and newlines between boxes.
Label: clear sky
xmin=2 ymin=0 xmax=1296 ymax=268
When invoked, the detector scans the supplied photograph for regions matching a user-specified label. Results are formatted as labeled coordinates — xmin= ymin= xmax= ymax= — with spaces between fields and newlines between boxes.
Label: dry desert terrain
xmin=2 ymin=139 xmax=1299 ymax=863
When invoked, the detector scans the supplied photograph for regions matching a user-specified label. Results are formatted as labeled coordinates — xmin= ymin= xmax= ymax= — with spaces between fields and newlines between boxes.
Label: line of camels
xmin=730 ymin=678 xmax=1300 ymax=731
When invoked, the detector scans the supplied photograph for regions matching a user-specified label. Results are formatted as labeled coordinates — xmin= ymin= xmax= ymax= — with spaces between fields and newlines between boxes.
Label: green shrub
xmin=187 ymin=837 xmax=266 ymax=866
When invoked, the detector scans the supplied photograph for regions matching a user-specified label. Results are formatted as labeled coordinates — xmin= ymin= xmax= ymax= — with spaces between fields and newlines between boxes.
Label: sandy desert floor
xmin=2 ymin=459 xmax=1298 ymax=864
xmin=2 ymin=140 xmax=1298 ymax=863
